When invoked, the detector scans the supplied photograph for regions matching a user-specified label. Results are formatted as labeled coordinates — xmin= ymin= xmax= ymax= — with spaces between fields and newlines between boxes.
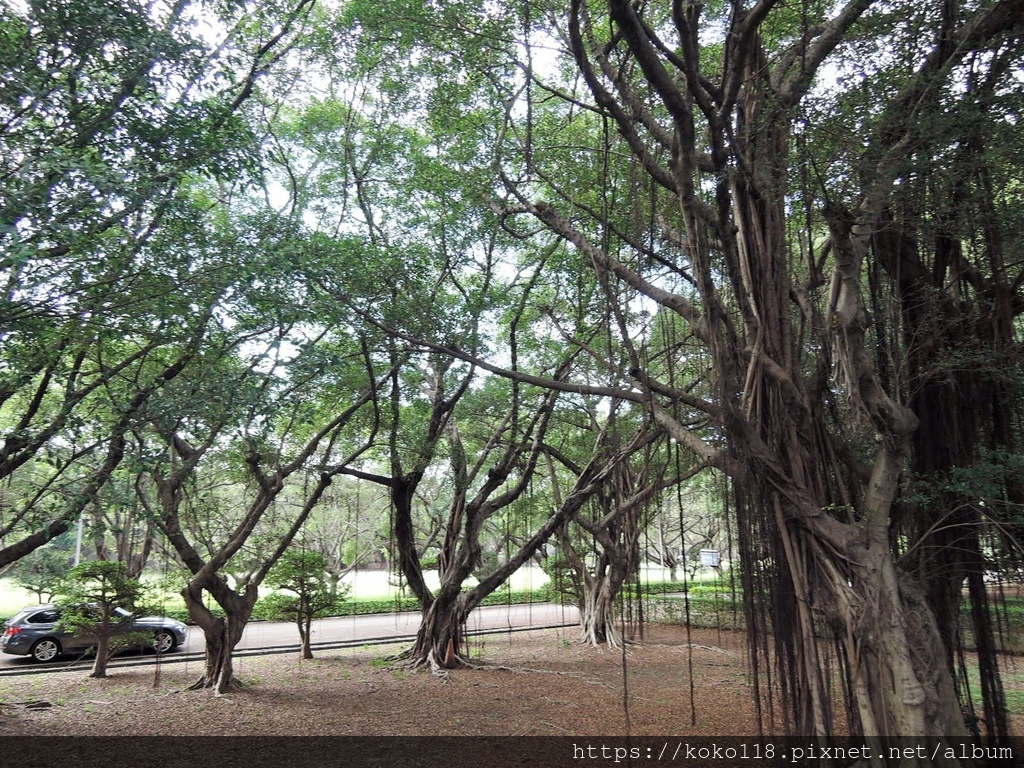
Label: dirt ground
xmin=1 ymin=624 xmax=1022 ymax=738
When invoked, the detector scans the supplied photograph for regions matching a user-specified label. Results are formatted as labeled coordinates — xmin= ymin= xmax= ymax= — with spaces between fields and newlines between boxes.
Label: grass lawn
xmin=0 ymin=579 xmax=39 ymax=616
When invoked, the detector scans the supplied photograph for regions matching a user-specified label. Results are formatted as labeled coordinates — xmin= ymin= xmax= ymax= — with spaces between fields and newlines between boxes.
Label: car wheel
xmin=30 ymin=638 xmax=62 ymax=663
xmin=152 ymin=630 xmax=176 ymax=654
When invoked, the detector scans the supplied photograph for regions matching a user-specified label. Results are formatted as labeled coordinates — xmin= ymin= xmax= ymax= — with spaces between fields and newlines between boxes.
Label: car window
xmin=28 ymin=610 xmax=59 ymax=624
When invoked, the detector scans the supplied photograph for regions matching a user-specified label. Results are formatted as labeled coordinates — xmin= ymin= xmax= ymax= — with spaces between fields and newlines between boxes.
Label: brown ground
xmin=1 ymin=624 xmax=1021 ymax=737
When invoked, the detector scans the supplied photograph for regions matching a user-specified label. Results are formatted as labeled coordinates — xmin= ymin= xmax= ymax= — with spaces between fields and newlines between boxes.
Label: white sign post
xmin=699 ymin=549 xmax=721 ymax=568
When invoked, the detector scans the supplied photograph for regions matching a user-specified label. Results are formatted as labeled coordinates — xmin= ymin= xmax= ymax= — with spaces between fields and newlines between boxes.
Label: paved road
xmin=232 ymin=601 xmax=578 ymax=651
xmin=0 ymin=602 xmax=579 ymax=673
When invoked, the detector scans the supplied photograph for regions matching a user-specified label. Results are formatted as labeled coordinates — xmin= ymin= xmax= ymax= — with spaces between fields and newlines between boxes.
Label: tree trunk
xmin=400 ymin=587 xmax=467 ymax=673
xmin=90 ymin=635 xmax=111 ymax=679
xmin=876 ymin=211 xmax=1013 ymax=741
xmin=192 ymin=624 xmax=241 ymax=694
xmin=848 ymin=532 xmax=965 ymax=741
xmin=327 ymin=572 xmax=341 ymax=602
xmin=578 ymin=574 xmax=621 ymax=648
xmin=182 ymin=580 xmax=255 ymax=695
xmin=298 ymin=615 xmax=313 ymax=660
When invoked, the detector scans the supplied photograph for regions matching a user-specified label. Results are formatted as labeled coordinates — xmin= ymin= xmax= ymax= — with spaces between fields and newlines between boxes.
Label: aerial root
xmin=2 ymin=700 xmax=53 ymax=715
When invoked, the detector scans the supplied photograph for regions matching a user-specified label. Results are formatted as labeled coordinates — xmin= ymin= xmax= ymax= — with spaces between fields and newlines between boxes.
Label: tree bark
xmin=89 ymin=634 xmax=111 ymax=679
xmin=297 ymin=614 xmax=313 ymax=660
xmin=578 ymin=573 xmax=622 ymax=647
xmin=182 ymin=579 xmax=255 ymax=695
xmin=401 ymin=587 xmax=467 ymax=672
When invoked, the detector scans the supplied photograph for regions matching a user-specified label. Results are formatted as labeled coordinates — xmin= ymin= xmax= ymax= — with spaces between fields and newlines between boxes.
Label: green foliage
xmin=51 ymin=561 xmax=150 ymax=659
xmin=250 ymin=583 xmax=564 ymax=620
xmin=9 ymin=546 xmax=70 ymax=602
xmin=259 ymin=551 xmax=349 ymax=624
xmin=959 ymin=597 xmax=1024 ymax=654
xmin=0 ymin=0 xmax=260 ymax=300
xmin=170 ymin=576 xmax=745 ymax=625
xmin=53 ymin=561 xmax=142 ymax=613
xmin=0 ymin=0 xmax=318 ymax=574
xmin=647 ymin=593 xmax=746 ymax=631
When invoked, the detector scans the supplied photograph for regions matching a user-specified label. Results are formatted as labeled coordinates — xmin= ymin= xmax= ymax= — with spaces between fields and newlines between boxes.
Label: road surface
xmin=0 ymin=602 xmax=579 ymax=674
xmin=238 ymin=601 xmax=577 ymax=649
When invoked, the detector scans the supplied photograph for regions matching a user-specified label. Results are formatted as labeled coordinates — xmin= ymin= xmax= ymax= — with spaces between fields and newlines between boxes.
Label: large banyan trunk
xmin=400 ymin=586 xmax=467 ymax=672
xmin=725 ymin=185 xmax=970 ymax=740
xmin=555 ymin=454 xmax=644 ymax=649
xmin=578 ymin=572 xmax=622 ymax=647
xmin=720 ymin=160 xmax=967 ymax=738
xmin=708 ymin=23 xmax=969 ymax=738
xmin=735 ymin=440 xmax=970 ymax=740
xmin=183 ymin=580 xmax=256 ymax=695
xmin=801 ymin=504 xmax=966 ymax=740
xmin=390 ymin=472 xmax=471 ymax=672
xmin=677 ymin=42 xmax=966 ymax=737
xmin=555 ymin=526 xmax=627 ymax=648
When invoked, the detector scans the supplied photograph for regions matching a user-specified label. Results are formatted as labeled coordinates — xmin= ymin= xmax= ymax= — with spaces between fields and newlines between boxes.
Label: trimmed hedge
xmin=309 ymin=585 xmax=566 ymax=620
xmin=645 ymin=593 xmax=745 ymax=631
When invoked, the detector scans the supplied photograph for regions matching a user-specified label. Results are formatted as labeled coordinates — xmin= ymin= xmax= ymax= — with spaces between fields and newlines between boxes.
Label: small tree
xmin=12 ymin=547 xmax=69 ymax=603
xmin=53 ymin=561 xmax=146 ymax=678
xmin=262 ymin=551 xmax=347 ymax=659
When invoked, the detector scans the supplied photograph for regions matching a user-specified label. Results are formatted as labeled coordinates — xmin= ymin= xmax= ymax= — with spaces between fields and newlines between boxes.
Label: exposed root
xmin=384 ymin=647 xmax=415 ymax=663
xmin=575 ymin=634 xmax=636 ymax=651
xmin=187 ymin=675 xmax=244 ymax=695
xmin=384 ymin=648 xmax=451 ymax=678
xmin=576 ymin=622 xmax=631 ymax=649
xmin=388 ymin=648 xmax=519 ymax=678
xmin=426 ymin=652 xmax=450 ymax=679
xmin=457 ymin=657 xmax=515 ymax=672
xmin=510 ymin=667 xmax=587 ymax=677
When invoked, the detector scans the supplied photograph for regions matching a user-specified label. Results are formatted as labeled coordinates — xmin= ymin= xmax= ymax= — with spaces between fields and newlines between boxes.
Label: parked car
xmin=1 ymin=604 xmax=189 ymax=662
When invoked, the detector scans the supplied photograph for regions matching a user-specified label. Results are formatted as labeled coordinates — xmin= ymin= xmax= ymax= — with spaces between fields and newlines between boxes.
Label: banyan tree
xmin=504 ymin=0 xmax=1024 ymax=744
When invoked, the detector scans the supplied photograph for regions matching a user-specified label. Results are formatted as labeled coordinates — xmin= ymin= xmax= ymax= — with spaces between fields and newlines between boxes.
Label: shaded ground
xmin=1 ymin=625 xmax=1021 ymax=737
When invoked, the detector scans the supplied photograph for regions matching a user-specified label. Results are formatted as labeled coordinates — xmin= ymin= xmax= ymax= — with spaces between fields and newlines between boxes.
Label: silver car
xmin=1 ymin=604 xmax=189 ymax=662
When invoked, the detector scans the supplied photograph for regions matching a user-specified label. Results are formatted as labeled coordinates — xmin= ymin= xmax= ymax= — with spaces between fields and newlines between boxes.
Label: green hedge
xmin=158 ymin=607 xmax=195 ymax=624
xmin=645 ymin=593 xmax=745 ymax=630
xmin=315 ymin=585 xmax=565 ymax=619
